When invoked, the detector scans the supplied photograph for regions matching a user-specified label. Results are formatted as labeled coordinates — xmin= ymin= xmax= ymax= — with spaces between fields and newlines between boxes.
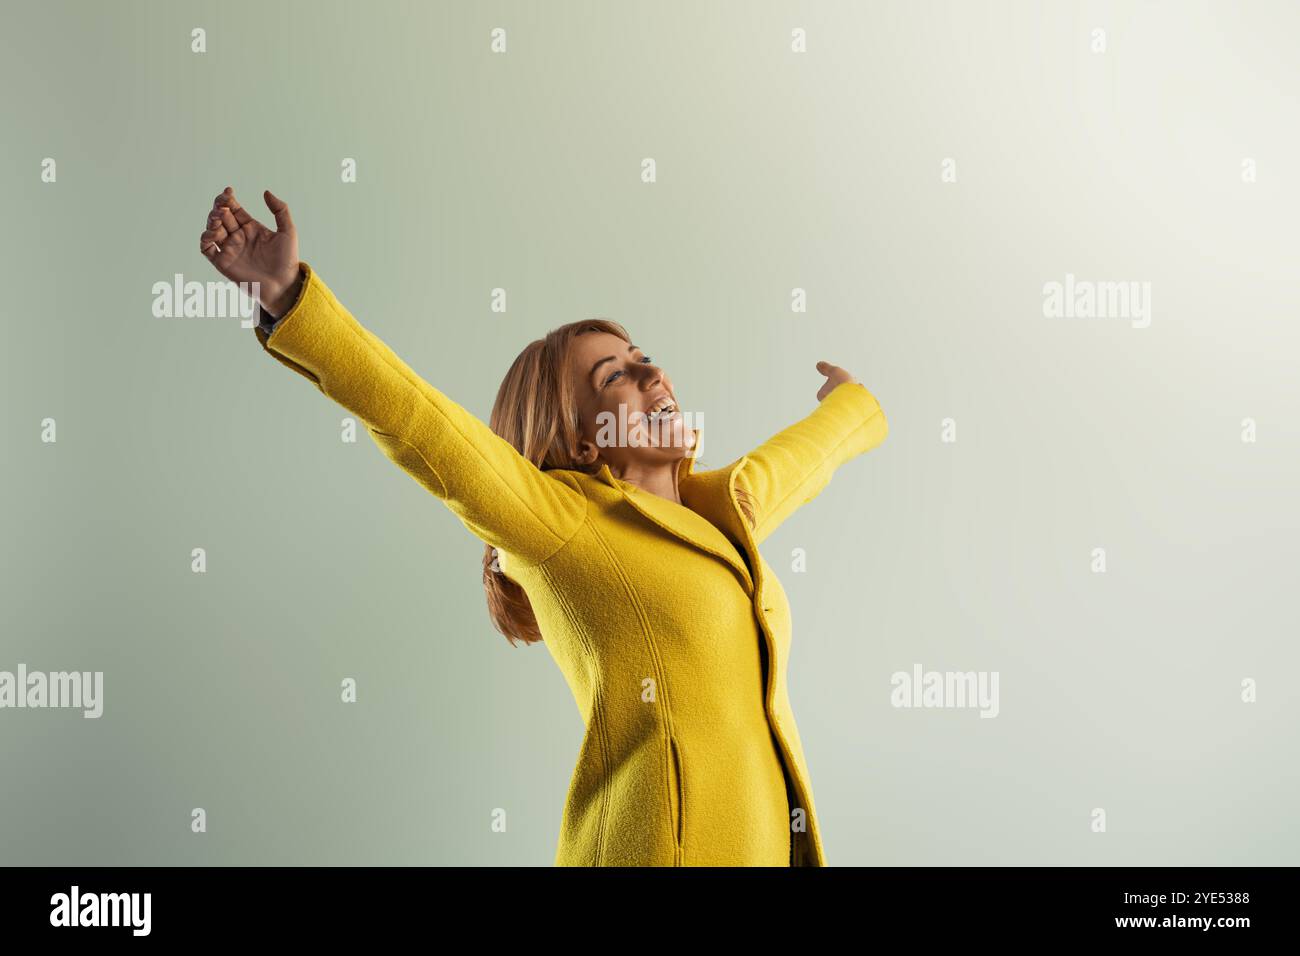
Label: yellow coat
xmin=254 ymin=263 xmax=889 ymax=866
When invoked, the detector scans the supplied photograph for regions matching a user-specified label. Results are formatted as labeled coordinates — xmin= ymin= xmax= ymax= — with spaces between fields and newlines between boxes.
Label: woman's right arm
xmin=257 ymin=262 xmax=587 ymax=563
xmin=200 ymin=188 xmax=586 ymax=565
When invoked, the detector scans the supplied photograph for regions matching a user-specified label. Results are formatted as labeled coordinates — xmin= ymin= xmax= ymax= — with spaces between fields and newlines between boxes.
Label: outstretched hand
xmin=815 ymin=361 xmax=858 ymax=402
xmin=199 ymin=186 xmax=301 ymax=317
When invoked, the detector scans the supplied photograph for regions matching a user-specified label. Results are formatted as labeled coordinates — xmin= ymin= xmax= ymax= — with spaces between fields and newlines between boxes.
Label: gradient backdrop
xmin=2 ymin=0 xmax=1296 ymax=865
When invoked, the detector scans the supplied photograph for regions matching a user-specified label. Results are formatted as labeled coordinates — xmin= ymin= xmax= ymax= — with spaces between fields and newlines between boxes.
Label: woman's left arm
xmin=736 ymin=362 xmax=888 ymax=546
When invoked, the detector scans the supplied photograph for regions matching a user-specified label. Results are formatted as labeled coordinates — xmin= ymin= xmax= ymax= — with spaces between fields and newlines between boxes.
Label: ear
xmin=573 ymin=438 xmax=600 ymax=466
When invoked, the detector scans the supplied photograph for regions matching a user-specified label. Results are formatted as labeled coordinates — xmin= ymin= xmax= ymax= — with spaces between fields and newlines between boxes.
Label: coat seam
xmin=540 ymin=554 xmax=610 ymax=867
xmin=530 ymin=472 xmax=590 ymax=565
xmin=587 ymin=520 xmax=682 ymax=866
xmin=365 ymin=426 xmax=450 ymax=499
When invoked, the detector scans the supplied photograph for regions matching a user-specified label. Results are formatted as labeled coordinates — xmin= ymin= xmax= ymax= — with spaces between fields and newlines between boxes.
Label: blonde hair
xmin=483 ymin=319 xmax=756 ymax=646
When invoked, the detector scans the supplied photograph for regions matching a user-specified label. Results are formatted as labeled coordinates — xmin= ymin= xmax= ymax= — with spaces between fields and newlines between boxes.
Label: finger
xmin=264 ymin=189 xmax=295 ymax=235
xmin=199 ymin=234 xmax=221 ymax=257
xmin=203 ymin=223 xmax=228 ymax=248
xmin=213 ymin=205 xmax=239 ymax=236
xmin=816 ymin=360 xmax=832 ymax=375
xmin=203 ymin=209 xmax=228 ymax=241
xmin=211 ymin=186 xmax=240 ymax=223
xmin=216 ymin=187 xmax=255 ymax=228
xmin=205 ymin=206 xmax=224 ymax=240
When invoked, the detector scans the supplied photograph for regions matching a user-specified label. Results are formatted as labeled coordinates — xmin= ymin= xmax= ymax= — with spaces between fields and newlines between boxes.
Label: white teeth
xmin=647 ymin=400 xmax=675 ymax=422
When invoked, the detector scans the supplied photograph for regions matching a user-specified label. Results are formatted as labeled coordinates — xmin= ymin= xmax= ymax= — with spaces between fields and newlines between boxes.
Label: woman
xmin=199 ymin=186 xmax=888 ymax=866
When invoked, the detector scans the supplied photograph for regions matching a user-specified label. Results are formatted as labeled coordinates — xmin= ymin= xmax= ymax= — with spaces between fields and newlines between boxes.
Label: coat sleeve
xmin=252 ymin=261 xmax=587 ymax=565
xmin=736 ymin=381 xmax=888 ymax=546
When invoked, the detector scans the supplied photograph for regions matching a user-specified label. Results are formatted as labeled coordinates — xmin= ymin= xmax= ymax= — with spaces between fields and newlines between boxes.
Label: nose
xmin=639 ymin=362 xmax=664 ymax=390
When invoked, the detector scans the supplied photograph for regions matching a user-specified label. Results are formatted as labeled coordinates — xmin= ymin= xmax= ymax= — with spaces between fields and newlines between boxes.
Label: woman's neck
xmin=608 ymin=459 xmax=682 ymax=505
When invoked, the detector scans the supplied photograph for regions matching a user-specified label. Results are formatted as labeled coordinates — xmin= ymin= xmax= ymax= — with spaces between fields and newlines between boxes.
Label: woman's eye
xmin=604 ymin=356 xmax=654 ymax=386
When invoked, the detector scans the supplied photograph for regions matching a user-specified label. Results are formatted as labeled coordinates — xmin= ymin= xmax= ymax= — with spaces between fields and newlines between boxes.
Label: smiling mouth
xmin=645 ymin=401 xmax=677 ymax=425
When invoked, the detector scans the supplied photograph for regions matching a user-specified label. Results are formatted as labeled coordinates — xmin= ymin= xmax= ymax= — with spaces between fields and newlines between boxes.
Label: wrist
xmin=259 ymin=265 xmax=304 ymax=320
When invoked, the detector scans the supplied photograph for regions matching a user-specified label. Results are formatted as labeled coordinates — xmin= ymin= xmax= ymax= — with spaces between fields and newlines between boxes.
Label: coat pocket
xmin=667 ymin=736 xmax=685 ymax=851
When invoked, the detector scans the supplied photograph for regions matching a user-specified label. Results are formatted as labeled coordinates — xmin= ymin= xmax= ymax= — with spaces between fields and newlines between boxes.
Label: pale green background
xmin=1 ymin=0 xmax=1296 ymax=866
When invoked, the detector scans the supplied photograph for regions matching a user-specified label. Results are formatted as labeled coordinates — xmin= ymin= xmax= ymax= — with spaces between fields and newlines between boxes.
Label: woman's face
xmin=567 ymin=331 xmax=695 ymax=473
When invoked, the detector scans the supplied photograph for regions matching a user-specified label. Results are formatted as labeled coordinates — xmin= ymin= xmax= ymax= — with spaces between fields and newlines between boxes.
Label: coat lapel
xmin=594 ymin=427 xmax=755 ymax=594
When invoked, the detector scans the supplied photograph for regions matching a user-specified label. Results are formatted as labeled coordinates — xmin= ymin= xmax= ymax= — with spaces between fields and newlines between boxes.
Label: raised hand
xmin=814 ymin=360 xmax=858 ymax=402
xmin=199 ymin=186 xmax=301 ymax=317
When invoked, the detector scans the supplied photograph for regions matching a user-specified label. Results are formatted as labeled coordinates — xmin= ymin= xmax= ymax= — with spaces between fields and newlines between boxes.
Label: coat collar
xmin=589 ymin=426 xmax=755 ymax=593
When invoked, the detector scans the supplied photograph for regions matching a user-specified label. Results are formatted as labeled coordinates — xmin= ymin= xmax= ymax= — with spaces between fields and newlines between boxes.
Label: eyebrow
xmin=590 ymin=344 xmax=641 ymax=384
